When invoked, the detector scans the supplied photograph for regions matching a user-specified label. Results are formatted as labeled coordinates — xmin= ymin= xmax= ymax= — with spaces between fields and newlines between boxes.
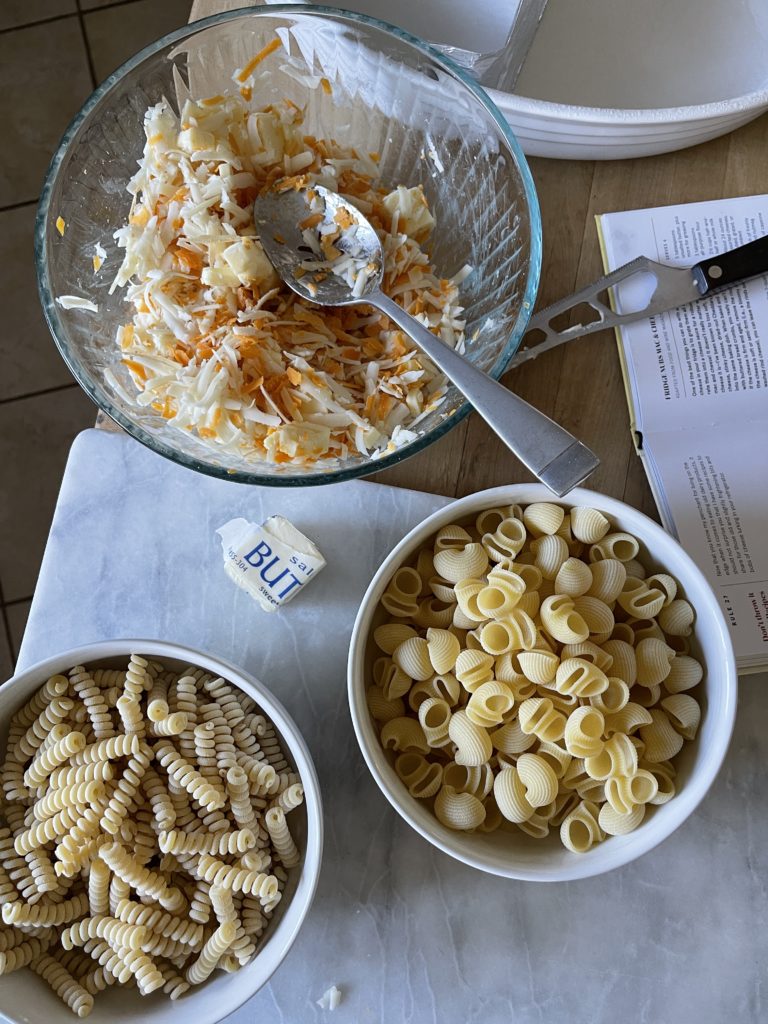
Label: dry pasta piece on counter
xmin=366 ymin=502 xmax=704 ymax=851
xmin=0 ymin=651 xmax=307 ymax=1014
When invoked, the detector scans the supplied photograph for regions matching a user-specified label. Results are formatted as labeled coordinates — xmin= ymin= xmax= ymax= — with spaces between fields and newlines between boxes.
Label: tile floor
xmin=0 ymin=0 xmax=192 ymax=671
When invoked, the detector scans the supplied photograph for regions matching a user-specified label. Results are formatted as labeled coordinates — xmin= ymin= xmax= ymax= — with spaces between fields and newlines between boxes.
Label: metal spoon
xmin=253 ymin=184 xmax=599 ymax=496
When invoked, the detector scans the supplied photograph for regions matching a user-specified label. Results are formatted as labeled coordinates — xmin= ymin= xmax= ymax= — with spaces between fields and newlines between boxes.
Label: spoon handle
xmin=369 ymin=291 xmax=600 ymax=496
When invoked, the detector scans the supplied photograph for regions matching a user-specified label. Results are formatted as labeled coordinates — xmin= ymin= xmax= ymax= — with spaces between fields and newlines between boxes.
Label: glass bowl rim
xmin=35 ymin=2 xmax=542 ymax=488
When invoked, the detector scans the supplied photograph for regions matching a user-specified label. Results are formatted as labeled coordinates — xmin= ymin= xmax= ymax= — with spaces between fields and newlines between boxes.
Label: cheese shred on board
xmin=109 ymin=82 xmax=471 ymax=466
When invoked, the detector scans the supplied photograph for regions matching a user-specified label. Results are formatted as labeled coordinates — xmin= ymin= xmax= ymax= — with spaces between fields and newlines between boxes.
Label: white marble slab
xmin=16 ymin=429 xmax=768 ymax=1024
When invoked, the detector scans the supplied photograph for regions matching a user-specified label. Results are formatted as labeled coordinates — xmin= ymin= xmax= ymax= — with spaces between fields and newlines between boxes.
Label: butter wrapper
xmin=216 ymin=515 xmax=326 ymax=612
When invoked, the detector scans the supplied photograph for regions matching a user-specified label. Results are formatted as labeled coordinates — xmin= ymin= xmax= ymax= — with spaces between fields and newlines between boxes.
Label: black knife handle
xmin=691 ymin=234 xmax=768 ymax=295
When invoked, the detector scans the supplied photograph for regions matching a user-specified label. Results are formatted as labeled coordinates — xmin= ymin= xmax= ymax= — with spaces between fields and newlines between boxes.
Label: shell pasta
xmin=0 ymin=654 xmax=306 ymax=1015
xmin=368 ymin=503 xmax=704 ymax=853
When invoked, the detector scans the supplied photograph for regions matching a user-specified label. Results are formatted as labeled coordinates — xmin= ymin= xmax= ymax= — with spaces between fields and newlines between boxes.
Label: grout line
xmin=78 ymin=0 xmax=146 ymax=15
xmin=75 ymin=0 xmax=99 ymax=90
xmin=0 ymin=11 xmax=75 ymax=37
xmin=0 ymin=383 xmax=78 ymax=408
xmin=0 ymin=198 xmax=39 ymax=216
xmin=2 ymin=597 xmax=34 ymax=609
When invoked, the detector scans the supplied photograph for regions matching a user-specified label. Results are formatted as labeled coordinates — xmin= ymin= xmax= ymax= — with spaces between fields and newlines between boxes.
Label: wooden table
xmin=188 ymin=0 xmax=768 ymax=515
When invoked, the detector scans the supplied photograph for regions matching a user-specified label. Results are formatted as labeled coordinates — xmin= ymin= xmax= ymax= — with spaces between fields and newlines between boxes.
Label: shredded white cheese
xmin=56 ymin=295 xmax=99 ymax=312
xmin=109 ymin=79 xmax=470 ymax=468
xmin=316 ymin=984 xmax=342 ymax=1010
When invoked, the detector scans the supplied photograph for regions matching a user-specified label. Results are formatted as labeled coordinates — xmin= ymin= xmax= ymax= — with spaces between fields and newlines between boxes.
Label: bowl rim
xmin=347 ymin=484 xmax=738 ymax=881
xmin=488 ymin=82 xmax=768 ymax=126
xmin=0 ymin=638 xmax=323 ymax=1024
xmin=34 ymin=2 xmax=542 ymax=488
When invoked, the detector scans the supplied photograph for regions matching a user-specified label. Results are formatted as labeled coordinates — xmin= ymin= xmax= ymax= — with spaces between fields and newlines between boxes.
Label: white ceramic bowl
xmin=0 ymin=640 xmax=323 ymax=1024
xmin=309 ymin=0 xmax=768 ymax=159
xmin=348 ymin=485 xmax=737 ymax=881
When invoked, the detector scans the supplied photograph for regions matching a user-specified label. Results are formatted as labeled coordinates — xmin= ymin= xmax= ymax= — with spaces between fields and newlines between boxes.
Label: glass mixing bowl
xmin=36 ymin=4 xmax=541 ymax=486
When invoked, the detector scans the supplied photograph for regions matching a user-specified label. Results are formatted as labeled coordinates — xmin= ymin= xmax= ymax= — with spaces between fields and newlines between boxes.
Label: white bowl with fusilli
xmin=348 ymin=485 xmax=737 ymax=881
xmin=0 ymin=639 xmax=322 ymax=1023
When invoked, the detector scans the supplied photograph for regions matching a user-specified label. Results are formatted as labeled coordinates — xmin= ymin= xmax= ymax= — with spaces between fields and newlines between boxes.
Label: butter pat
xmin=217 ymin=515 xmax=326 ymax=612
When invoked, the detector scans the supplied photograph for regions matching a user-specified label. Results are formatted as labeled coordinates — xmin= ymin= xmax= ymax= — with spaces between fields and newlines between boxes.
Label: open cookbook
xmin=597 ymin=195 xmax=768 ymax=673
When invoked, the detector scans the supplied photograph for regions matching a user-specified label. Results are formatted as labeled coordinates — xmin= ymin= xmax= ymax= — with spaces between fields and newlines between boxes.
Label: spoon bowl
xmin=254 ymin=185 xmax=384 ymax=305
xmin=254 ymin=184 xmax=600 ymax=496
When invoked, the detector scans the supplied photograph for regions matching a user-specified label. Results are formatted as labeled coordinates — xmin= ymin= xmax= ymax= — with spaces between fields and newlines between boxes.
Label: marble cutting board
xmin=14 ymin=429 xmax=768 ymax=1024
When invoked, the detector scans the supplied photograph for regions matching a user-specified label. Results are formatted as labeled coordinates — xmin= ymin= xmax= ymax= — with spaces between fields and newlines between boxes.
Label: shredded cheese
xmin=110 ymin=90 xmax=470 ymax=468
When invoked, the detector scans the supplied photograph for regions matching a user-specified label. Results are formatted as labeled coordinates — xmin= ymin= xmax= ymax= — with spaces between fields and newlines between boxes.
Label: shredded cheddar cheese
xmin=109 ymin=90 xmax=471 ymax=467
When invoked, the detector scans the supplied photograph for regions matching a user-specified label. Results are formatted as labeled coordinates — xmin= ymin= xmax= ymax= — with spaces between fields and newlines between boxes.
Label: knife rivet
xmin=708 ymin=264 xmax=723 ymax=279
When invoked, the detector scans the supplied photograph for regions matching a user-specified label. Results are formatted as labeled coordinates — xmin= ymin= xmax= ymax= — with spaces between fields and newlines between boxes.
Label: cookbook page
xmin=598 ymin=195 xmax=768 ymax=435
xmin=642 ymin=424 xmax=768 ymax=667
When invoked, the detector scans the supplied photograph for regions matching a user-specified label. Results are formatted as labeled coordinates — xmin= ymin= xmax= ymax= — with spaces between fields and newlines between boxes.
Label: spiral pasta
xmin=69 ymin=666 xmax=114 ymax=743
xmin=61 ymin=915 xmax=147 ymax=952
xmin=154 ymin=742 xmax=225 ymax=812
xmin=14 ymin=697 xmax=75 ymax=762
xmin=100 ymin=747 xmax=151 ymax=835
xmin=0 ymin=651 xmax=310 ymax=1008
xmin=24 ymin=732 xmax=86 ymax=788
xmin=264 ymin=807 xmax=300 ymax=867
xmin=197 ymin=855 xmax=279 ymax=901
xmin=115 ymin=899 xmax=204 ymax=948
xmin=0 ymin=936 xmax=53 ymax=976
xmin=30 ymin=952 xmax=94 ymax=1017
xmin=159 ymin=828 xmax=256 ymax=857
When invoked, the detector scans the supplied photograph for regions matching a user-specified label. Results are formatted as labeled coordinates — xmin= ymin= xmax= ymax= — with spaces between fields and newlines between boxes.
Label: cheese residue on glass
xmin=108 ymin=85 xmax=471 ymax=467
